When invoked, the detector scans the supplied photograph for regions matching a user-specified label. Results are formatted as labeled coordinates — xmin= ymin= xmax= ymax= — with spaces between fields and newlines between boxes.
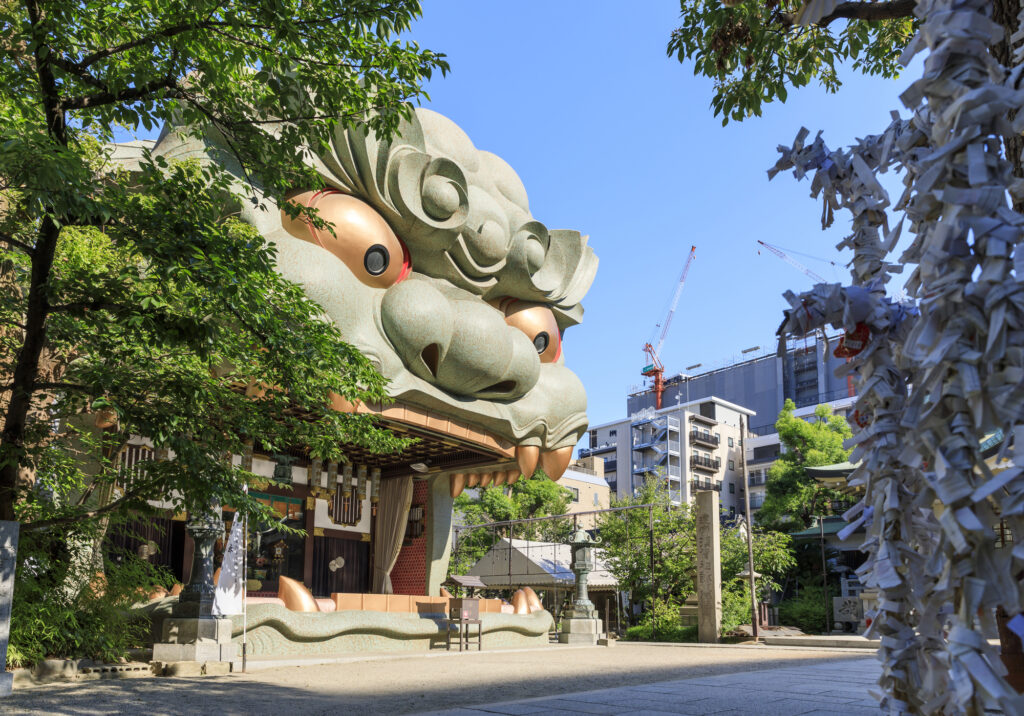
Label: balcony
xmin=689 ymin=430 xmax=719 ymax=448
xmin=579 ymin=444 xmax=615 ymax=458
xmin=689 ymin=454 xmax=721 ymax=472
xmin=748 ymin=475 xmax=767 ymax=487
xmin=690 ymin=478 xmax=722 ymax=492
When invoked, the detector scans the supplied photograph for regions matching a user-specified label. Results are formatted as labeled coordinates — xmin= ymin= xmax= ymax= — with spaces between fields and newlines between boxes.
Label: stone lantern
xmin=567 ymin=527 xmax=599 ymax=619
xmin=559 ymin=527 xmax=604 ymax=644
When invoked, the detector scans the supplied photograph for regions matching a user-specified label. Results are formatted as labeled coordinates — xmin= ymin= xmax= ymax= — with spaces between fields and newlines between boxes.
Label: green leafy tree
xmin=598 ymin=476 xmax=695 ymax=616
xmin=0 ymin=1 xmax=447 ymax=535
xmin=667 ymin=1 xmax=1020 ymax=146
xmin=449 ymin=473 xmax=574 ymax=579
xmin=757 ymin=399 xmax=852 ymax=530
xmin=599 ymin=476 xmax=795 ymax=631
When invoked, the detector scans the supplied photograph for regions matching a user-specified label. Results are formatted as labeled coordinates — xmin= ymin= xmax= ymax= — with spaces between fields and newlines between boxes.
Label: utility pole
xmin=739 ymin=414 xmax=759 ymax=641
xmin=820 ymin=517 xmax=831 ymax=634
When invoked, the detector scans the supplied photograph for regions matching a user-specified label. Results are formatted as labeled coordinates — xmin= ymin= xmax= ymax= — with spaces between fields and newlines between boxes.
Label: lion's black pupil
xmin=364 ymin=244 xmax=389 ymax=275
xmin=533 ymin=332 xmax=549 ymax=354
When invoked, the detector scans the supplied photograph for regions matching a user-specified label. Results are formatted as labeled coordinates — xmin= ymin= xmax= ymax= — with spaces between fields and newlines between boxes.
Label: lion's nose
xmin=380 ymin=278 xmax=540 ymax=399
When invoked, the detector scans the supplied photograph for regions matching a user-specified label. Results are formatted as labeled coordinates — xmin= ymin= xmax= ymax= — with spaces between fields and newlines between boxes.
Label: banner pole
xmin=242 ymin=510 xmax=248 ymax=674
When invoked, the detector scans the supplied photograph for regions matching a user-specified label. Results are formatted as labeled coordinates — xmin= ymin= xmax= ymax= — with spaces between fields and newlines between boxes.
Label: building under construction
xmin=628 ymin=333 xmax=852 ymax=435
xmin=582 ymin=332 xmax=855 ymax=510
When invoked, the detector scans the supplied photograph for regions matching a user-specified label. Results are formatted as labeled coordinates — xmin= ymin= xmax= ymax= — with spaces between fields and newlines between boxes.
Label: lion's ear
xmin=281 ymin=190 xmax=411 ymax=288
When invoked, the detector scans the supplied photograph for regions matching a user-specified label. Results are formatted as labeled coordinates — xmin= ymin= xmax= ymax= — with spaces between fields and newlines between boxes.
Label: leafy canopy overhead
xmin=0 ymin=1 xmax=447 ymax=528
xmin=667 ymin=1 xmax=917 ymax=124
xmin=757 ymin=399 xmax=853 ymax=530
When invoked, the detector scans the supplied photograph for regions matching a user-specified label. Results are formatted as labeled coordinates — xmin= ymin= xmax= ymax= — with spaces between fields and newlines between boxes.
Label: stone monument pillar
xmin=152 ymin=505 xmax=236 ymax=674
xmin=0 ymin=522 xmax=18 ymax=695
xmin=558 ymin=527 xmax=604 ymax=645
xmin=695 ymin=490 xmax=722 ymax=643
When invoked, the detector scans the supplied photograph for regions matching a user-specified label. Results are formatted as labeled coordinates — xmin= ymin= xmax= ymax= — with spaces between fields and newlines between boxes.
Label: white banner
xmin=213 ymin=517 xmax=245 ymax=616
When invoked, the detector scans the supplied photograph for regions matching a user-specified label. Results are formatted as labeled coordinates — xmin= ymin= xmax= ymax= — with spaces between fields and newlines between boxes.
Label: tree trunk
xmin=1 ymin=0 xmax=69 ymax=522
xmin=0 ymin=216 xmax=60 ymax=521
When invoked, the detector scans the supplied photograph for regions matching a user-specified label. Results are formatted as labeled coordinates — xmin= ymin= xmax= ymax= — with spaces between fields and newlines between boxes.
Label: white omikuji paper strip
xmin=767 ymin=2 xmax=1024 ymax=714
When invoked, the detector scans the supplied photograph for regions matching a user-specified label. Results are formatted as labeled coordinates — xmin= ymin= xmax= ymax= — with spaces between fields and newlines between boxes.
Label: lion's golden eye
xmin=281 ymin=190 xmax=411 ymax=288
xmin=493 ymin=297 xmax=561 ymax=363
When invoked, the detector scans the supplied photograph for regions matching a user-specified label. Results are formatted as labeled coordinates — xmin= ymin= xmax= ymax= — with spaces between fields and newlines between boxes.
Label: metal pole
xmin=739 ymin=414 xmax=759 ymax=641
xmin=241 ymin=443 xmax=252 ymax=672
xmin=242 ymin=510 xmax=248 ymax=673
xmin=820 ymin=516 xmax=830 ymax=634
xmin=649 ymin=505 xmax=656 ymax=641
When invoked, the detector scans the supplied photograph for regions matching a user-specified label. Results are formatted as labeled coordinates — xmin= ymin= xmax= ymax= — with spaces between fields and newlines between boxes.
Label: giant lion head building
xmin=145 ymin=109 xmax=597 ymax=616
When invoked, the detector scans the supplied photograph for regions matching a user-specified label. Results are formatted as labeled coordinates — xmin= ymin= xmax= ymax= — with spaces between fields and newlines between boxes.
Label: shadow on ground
xmin=1 ymin=645 xmax=873 ymax=716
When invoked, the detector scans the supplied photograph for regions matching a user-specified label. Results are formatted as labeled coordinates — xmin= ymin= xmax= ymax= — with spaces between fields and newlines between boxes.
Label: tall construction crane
xmin=642 ymin=245 xmax=697 ymax=409
xmin=756 ymin=240 xmax=829 ymax=284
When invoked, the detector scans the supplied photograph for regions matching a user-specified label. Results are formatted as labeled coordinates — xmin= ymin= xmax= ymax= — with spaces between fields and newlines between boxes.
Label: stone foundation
xmin=229 ymin=604 xmax=553 ymax=658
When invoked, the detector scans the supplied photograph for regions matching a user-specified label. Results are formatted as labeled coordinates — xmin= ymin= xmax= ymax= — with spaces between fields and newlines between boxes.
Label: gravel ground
xmin=2 ymin=643 xmax=873 ymax=716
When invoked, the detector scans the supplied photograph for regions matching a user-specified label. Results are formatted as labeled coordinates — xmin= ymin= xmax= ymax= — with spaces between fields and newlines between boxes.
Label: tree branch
xmin=23 ymin=480 xmax=156 ymax=531
xmin=0 ymin=381 xmax=87 ymax=393
xmin=59 ymin=75 xmax=179 ymax=111
xmin=780 ymin=0 xmax=917 ymax=29
xmin=0 ymin=234 xmax=33 ymax=254
xmin=48 ymin=300 xmax=129 ymax=314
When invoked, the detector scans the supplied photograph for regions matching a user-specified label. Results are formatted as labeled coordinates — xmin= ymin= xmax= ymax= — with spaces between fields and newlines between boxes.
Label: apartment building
xmin=560 ymin=456 xmax=611 ymax=527
xmin=583 ymin=397 xmax=755 ymax=516
xmin=744 ymin=395 xmax=858 ymax=516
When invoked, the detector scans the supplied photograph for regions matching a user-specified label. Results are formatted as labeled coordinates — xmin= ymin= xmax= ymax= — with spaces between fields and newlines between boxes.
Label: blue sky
xmin=406 ymin=3 xmax=918 ymax=434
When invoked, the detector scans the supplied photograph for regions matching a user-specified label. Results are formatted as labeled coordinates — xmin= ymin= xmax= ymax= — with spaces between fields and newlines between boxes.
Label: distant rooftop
xmin=560 ymin=469 xmax=609 ymax=488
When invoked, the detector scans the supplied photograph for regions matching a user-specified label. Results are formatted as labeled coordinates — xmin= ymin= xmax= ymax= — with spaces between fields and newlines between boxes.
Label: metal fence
xmin=450 ymin=504 xmax=673 ymax=638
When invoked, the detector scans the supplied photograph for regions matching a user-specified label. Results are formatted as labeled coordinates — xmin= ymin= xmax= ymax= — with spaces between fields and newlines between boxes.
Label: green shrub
xmin=722 ymin=583 xmax=753 ymax=633
xmin=8 ymin=529 xmax=172 ymax=668
xmin=620 ymin=597 xmax=698 ymax=642
xmin=778 ymin=586 xmax=830 ymax=634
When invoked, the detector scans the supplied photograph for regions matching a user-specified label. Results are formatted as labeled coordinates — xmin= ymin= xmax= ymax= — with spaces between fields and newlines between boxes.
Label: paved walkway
xmin=416 ymin=658 xmax=881 ymax=716
xmin=1 ymin=643 xmax=877 ymax=715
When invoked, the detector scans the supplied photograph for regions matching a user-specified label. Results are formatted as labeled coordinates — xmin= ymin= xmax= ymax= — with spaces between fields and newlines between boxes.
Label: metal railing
xmin=579 ymin=445 xmax=615 ymax=458
xmin=690 ymin=478 xmax=721 ymax=492
xmin=748 ymin=475 xmax=767 ymax=487
xmin=689 ymin=430 xmax=719 ymax=447
xmin=793 ymin=389 xmax=856 ymax=409
xmin=689 ymin=454 xmax=720 ymax=471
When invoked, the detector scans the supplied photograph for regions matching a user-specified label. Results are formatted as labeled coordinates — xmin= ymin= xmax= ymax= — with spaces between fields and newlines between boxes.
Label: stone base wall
xmin=229 ymin=604 xmax=553 ymax=658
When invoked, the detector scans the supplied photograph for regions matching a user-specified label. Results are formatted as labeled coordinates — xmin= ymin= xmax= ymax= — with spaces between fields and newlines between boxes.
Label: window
xmin=714 ymin=432 xmax=720 ymax=441
xmin=593 ymin=492 xmax=600 ymax=506
xmin=728 ymin=460 xmax=735 ymax=470
xmin=729 ymin=483 xmax=735 ymax=494
xmin=728 ymin=437 xmax=734 ymax=447
xmin=569 ymin=487 xmax=580 ymax=502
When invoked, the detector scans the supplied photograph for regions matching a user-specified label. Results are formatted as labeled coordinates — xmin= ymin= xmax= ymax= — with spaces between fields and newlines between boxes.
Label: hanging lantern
xmin=272 ymin=454 xmax=295 ymax=484
xmin=357 ymin=465 xmax=368 ymax=500
xmin=371 ymin=467 xmax=381 ymax=505
xmin=342 ymin=464 xmax=353 ymax=498
xmin=326 ymin=460 xmax=337 ymax=491
xmin=312 ymin=458 xmax=323 ymax=489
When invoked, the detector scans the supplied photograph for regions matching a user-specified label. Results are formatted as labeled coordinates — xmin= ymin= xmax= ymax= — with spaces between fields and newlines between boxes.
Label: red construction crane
xmin=756 ymin=240 xmax=829 ymax=284
xmin=642 ymin=245 xmax=697 ymax=409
